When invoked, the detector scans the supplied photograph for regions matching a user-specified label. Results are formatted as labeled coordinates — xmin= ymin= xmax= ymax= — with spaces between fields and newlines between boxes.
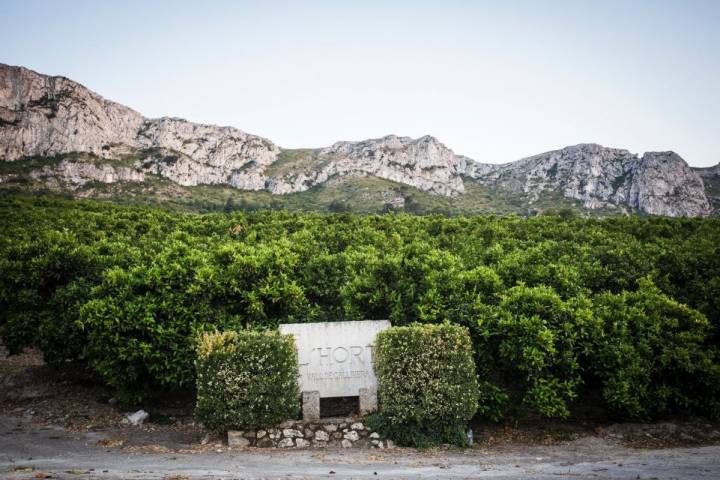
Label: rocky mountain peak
xmin=316 ymin=134 xmax=465 ymax=195
xmin=631 ymin=151 xmax=710 ymax=217
xmin=465 ymin=144 xmax=710 ymax=216
xmin=0 ymin=63 xmax=714 ymax=217
xmin=694 ymin=163 xmax=720 ymax=215
xmin=0 ymin=63 xmax=280 ymax=187
xmin=695 ymin=162 xmax=720 ymax=177
xmin=0 ymin=64 xmax=144 ymax=161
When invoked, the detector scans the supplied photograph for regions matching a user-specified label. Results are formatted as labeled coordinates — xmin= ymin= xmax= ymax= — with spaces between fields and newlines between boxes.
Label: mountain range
xmin=1 ymin=63 xmax=718 ymax=217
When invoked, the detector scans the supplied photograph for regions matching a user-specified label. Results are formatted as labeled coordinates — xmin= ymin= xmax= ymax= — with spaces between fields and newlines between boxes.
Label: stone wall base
xmin=227 ymin=417 xmax=394 ymax=449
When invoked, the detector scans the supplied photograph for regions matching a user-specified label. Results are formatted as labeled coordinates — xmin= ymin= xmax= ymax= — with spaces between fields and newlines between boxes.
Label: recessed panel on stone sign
xmin=279 ymin=320 xmax=391 ymax=398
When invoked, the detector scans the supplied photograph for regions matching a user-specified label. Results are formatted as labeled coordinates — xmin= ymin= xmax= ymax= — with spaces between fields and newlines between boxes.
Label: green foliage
xmin=195 ymin=330 xmax=300 ymax=431
xmin=1 ymin=195 xmax=719 ymax=422
xmin=365 ymin=412 xmax=468 ymax=449
xmin=373 ymin=323 xmax=479 ymax=447
xmin=0 ymin=226 xmax=135 ymax=368
xmin=77 ymin=233 xmax=222 ymax=401
xmin=591 ymin=279 xmax=720 ymax=419
xmin=542 ymin=207 xmax=579 ymax=219
xmin=485 ymin=285 xmax=598 ymax=418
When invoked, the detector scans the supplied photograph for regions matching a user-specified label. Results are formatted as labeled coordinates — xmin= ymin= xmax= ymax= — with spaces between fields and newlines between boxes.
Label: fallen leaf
xmin=97 ymin=438 xmax=124 ymax=447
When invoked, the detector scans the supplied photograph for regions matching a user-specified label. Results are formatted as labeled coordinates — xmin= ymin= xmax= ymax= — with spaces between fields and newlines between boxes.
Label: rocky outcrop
xmin=455 ymin=155 xmax=498 ymax=179
xmin=135 ymin=118 xmax=279 ymax=187
xmin=694 ymin=163 xmax=720 ymax=215
xmin=0 ymin=65 xmax=481 ymax=197
xmin=695 ymin=163 xmax=720 ymax=178
xmin=466 ymin=144 xmax=636 ymax=201
xmin=0 ymin=64 xmax=280 ymax=187
xmin=0 ymin=64 xmax=714 ymax=217
xmin=265 ymin=135 xmax=469 ymax=196
xmin=0 ymin=64 xmax=143 ymax=161
xmin=466 ymin=144 xmax=711 ymax=217
xmin=318 ymin=135 xmax=464 ymax=196
xmin=628 ymin=152 xmax=710 ymax=217
xmin=29 ymin=158 xmax=145 ymax=190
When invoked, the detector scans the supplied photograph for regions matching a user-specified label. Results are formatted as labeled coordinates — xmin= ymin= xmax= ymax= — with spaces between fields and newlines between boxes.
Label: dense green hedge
xmin=370 ymin=323 xmax=478 ymax=447
xmin=194 ymin=330 xmax=300 ymax=430
xmin=1 ymin=195 xmax=719 ymax=421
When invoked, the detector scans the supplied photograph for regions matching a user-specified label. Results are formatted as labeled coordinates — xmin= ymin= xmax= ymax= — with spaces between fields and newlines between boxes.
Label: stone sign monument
xmin=279 ymin=320 xmax=391 ymax=420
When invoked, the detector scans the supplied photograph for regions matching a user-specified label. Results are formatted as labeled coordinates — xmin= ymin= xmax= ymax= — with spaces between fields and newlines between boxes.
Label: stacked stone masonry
xmin=227 ymin=418 xmax=394 ymax=449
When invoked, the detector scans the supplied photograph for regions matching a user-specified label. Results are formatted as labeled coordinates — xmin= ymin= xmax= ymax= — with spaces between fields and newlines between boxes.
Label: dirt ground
xmin=2 ymin=346 xmax=720 ymax=479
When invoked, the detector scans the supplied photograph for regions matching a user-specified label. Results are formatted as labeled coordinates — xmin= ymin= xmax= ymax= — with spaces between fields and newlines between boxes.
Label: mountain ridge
xmin=0 ymin=63 xmax=715 ymax=217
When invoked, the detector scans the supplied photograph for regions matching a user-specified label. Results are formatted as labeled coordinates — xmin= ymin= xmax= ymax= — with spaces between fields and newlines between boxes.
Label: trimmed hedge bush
xmin=371 ymin=323 xmax=478 ymax=447
xmin=195 ymin=330 xmax=300 ymax=431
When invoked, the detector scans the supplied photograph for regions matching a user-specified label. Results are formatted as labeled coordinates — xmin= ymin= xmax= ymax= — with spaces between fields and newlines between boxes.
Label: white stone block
xmin=279 ymin=320 xmax=391 ymax=398
xmin=278 ymin=438 xmax=294 ymax=448
xmin=283 ymin=428 xmax=303 ymax=438
xmin=228 ymin=431 xmax=250 ymax=447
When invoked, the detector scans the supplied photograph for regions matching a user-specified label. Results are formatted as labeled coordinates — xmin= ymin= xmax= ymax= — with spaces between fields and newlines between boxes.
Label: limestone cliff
xmin=466 ymin=144 xmax=710 ymax=217
xmin=264 ymin=135 xmax=466 ymax=196
xmin=0 ymin=64 xmax=280 ymax=188
xmin=0 ymin=64 xmax=143 ymax=160
xmin=0 ymin=63 xmax=714 ymax=217
xmin=694 ymin=163 xmax=720 ymax=215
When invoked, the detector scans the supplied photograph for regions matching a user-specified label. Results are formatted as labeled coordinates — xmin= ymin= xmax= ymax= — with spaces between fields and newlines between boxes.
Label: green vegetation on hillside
xmin=0 ymin=195 xmax=718 ymax=420
xmin=264 ymin=148 xmax=326 ymax=176
xmin=0 ymin=153 xmax=629 ymax=216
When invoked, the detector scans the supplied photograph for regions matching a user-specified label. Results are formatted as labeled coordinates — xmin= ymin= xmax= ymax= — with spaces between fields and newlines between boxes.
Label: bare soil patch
xmin=2 ymin=344 xmax=719 ymax=454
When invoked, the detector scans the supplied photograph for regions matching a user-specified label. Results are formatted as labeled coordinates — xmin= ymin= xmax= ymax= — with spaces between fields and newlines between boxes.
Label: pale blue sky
xmin=2 ymin=0 xmax=719 ymax=166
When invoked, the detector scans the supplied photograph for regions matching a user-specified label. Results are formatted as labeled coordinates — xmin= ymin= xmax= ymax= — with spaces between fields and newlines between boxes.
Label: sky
xmin=1 ymin=0 xmax=719 ymax=166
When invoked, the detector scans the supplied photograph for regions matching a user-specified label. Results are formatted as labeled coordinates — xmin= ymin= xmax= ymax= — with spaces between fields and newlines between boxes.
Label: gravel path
xmin=2 ymin=416 xmax=719 ymax=479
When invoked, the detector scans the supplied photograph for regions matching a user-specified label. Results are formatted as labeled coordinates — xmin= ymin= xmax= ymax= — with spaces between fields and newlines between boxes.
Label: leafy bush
xmin=373 ymin=323 xmax=478 ymax=447
xmin=591 ymin=279 xmax=720 ymax=419
xmin=476 ymin=285 xmax=599 ymax=419
xmin=0 ymin=229 xmax=132 ymax=367
xmin=79 ymin=237 xmax=226 ymax=404
xmin=1 ymin=195 xmax=719 ymax=422
xmin=195 ymin=329 xmax=300 ymax=431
